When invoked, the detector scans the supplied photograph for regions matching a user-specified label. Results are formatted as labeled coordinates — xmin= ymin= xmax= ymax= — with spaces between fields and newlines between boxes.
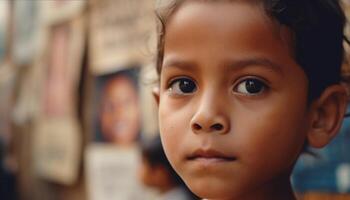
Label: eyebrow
xmin=226 ymin=57 xmax=284 ymax=76
xmin=162 ymin=59 xmax=198 ymax=71
xmin=162 ymin=57 xmax=285 ymax=76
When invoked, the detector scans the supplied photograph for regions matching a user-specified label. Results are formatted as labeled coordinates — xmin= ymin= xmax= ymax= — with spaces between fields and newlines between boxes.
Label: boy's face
xmin=158 ymin=1 xmax=311 ymax=199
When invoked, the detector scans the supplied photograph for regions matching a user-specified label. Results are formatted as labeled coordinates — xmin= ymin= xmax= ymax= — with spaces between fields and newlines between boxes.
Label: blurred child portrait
xmin=96 ymin=68 xmax=140 ymax=146
xmin=153 ymin=0 xmax=348 ymax=199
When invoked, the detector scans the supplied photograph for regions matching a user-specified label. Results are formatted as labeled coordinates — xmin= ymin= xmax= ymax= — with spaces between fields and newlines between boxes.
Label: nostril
xmin=192 ymin=123 xmax=202 ymax=130
xmin=211 ymin=123 xmax=223 ymax=131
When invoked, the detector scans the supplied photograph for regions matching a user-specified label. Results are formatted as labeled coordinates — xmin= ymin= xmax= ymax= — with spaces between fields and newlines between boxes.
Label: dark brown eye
xmin=169 ymin=78 xmax=197 ymax=95
xmin=235 ymin=78 xmax=266 ymax=95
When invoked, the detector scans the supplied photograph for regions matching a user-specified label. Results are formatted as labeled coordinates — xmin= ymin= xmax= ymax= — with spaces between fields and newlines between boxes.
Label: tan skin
xmin=153 ymin=1 xmax=348 ymax=200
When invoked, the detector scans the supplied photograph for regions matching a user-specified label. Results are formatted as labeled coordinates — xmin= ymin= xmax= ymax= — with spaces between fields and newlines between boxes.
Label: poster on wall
xmin=88 ymin=0 xmax=156 ymax=75
xmin=33 ymin=117 xmax=81 ymax=185
xmin=85 ymin=67 xmax=156 ymax=200
xmin=0 ymin=0 xmax=9 ymax=64
xmin=85 ymin=145 xmax=151 ymax=200
xmin=93 ymin=68 xmax=141 ymax=146
xmin=40 ymin=0 xmax=85 ymax=25
xmin=0 ymin=65 xmax=15 ymax=147
xmin=0 ymin=0 xmax=10 ymax=141
xmin=32 ymin=16 xmax=85 ymax=185
xmin=12 ymin=0 xmax=40 ymax=65
xmin=43 ymin=23 xmax=75 ymax=117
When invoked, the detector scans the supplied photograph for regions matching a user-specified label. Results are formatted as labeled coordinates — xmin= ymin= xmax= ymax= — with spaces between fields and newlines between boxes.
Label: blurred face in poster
xmin=100 ymin=75 xmax=140 ymax=145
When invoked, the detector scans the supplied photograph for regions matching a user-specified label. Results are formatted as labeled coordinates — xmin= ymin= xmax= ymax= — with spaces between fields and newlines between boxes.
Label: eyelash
xmin=166 ymin=76 xmax=269 ymax=96
xmin=233 ymin=77 xmax=268 ymax=96
xmin=167 ymin=77 xmax=197 ymax=96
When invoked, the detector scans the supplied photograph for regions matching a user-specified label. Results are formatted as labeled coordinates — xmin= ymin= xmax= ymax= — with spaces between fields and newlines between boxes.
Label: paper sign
xmin=85 ymin=145 xmax=150 ymax=200
xmin=89 ymin=0 xmax=156 ymax=74
xmin=33 ymin=117 xmax=81 ymax=185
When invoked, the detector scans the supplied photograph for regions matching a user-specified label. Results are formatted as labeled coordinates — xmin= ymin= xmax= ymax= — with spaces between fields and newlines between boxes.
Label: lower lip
xmin=188 ymin=157 xmax=236 ymax=167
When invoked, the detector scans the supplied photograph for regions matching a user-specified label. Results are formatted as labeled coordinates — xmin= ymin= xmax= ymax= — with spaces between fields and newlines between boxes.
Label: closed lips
xmin=187 ymin=149 xmax=237 ymax=161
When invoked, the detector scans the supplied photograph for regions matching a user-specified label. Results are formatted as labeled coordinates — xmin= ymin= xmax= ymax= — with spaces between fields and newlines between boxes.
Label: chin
xmin=185 ymin=178 xmax=237 ymax=199
xmin=191 ymin=187 xmax=234 ymax=199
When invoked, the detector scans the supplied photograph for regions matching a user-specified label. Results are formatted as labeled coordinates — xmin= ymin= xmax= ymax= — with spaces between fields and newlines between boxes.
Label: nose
xmin=190 ymin=93 xmax=230 ymax=134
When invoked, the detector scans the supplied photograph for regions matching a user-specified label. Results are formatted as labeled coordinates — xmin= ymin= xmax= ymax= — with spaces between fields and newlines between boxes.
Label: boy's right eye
xmin=168 ymin=77 xmax=197 ymax=95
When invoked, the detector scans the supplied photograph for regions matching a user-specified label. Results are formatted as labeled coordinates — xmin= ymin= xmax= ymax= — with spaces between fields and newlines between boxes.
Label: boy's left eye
xmin=234 ymin=78 xmax=266 ymax=95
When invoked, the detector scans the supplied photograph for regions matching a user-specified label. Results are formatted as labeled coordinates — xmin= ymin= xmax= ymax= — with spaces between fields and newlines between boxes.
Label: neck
xmin=211 ymin=175 xmax=296 ymax=200
xmin=258 ymin=177 xmax=296 ymax=200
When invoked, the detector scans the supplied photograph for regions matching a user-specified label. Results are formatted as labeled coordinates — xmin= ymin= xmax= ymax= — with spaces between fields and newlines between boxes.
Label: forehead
xmin=166 ymin=1 xmax=274 ymax=40
xmin=163 ymin=1 xmax=294 ymax=73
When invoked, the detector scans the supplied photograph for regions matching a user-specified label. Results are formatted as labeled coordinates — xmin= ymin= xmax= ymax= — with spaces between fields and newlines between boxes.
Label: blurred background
xmin=0 ymin=0 xmax=350 ymax=200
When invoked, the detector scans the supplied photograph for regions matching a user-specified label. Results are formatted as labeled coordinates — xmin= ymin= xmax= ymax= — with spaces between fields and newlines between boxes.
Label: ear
xmin=152 ymin=87 xmax=160 ymax=106
xmin=307 ymin=85 xmax=348 ymax=148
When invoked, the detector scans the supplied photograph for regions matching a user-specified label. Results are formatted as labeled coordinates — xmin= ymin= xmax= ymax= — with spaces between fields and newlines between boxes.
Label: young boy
xmin=152 ymin=0 xmax=349 ymax=199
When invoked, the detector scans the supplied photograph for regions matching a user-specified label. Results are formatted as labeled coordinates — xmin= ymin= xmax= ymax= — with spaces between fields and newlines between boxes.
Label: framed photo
xmin=93 ymin=67 xmax=141 ymax=146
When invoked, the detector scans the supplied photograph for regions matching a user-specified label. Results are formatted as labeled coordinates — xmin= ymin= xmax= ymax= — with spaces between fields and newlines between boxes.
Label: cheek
xmin=234 ymin=93 xmax=309 ymax=171
xmin=159 ymin=109 xmax=180 ymax=151
xmin=158 ymin=99 xmax=190 ymax=168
